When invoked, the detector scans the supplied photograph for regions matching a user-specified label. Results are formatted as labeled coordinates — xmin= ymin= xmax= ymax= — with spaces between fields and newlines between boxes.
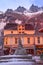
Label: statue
xmin=15 ymin=37 xmax=27 ymax=55
xmin=18 ymin=37 xmax=23 ymax=48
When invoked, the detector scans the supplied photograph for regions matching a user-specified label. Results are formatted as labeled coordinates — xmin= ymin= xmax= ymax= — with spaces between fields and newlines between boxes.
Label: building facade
xmin=3 ymin=23 xmax=43 ymax=55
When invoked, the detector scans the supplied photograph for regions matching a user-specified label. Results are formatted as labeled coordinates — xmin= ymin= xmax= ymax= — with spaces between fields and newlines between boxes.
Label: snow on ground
xmin=0 ymin=55 xmax=42 ymax=65
xmin=0 ymin=55 xmax=35 ymax=65
xmin=0 ymin=61 xmax=35 ymax=65
xmin=0 ymin=58 xmax=35 ymax=65
xmin=0 ymin=54 xmax=32 ymax=58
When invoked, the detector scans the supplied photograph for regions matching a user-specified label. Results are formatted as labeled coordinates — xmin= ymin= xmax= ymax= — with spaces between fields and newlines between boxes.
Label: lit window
xmin=37 ymin=37 xmax=40 ymax=43
xmin=27 ymin=38 xmax=30 ymax=43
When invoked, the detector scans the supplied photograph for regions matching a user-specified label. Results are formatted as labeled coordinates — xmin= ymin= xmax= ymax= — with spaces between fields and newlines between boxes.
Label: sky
xmin=0 ymin=0 xmax=43 ymax=12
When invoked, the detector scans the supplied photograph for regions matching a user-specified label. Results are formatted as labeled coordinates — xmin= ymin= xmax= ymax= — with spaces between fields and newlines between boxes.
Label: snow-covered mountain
xmin=15 ymin=4 xmax=43 ymax=13
xmin=0 ymin=22 xmax=6 ymax=30
xmin=24 ymin=10 xmax=43 ymax=18
xmin=29 ymin=4 xmax=43 ymax=12
xmin=15 ymin=6 xmax=26 ymax=13
xmin=0 ymin=4 xmax=43 ymax=30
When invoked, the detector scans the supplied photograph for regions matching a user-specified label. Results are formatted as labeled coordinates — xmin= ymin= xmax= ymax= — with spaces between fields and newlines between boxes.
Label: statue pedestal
xmin=14 ymin=38 xmax=32 ymax=60
xmin=15 ymin=48 xmax=27 ymax=55
xmin=15 ymin=37 xmax=27 ymax=55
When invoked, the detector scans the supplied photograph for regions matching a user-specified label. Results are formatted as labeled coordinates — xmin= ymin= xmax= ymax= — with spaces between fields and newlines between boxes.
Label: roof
xmin=25 ymin=24 xmax=34 ymax=30
xmin=4 ymin=23 xmax=34 ymax=30
xmin=4 ymin=23 xmax=18 ymax=30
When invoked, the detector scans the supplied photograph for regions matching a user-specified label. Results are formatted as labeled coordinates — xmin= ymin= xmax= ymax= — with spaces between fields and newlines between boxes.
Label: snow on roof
xmin=15 ymin=19 xmax=22 ymax=24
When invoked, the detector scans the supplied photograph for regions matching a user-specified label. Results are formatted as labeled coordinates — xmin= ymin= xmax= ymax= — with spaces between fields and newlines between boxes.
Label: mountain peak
xmin=29 ymin=4 xmax=39 ymax=12
xmin=15 ymin=6 xmax=26 ymax=13
xmin=5 ymin=9 xmax=13 ymax=14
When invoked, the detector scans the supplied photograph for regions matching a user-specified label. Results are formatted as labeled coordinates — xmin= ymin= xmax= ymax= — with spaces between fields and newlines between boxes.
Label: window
xmin=19 ymin=28 xmax=21 ymax=30
xmin=22 ymin=32 xmax=24 ymax=33
xmin=19 ymin=32 xmax=21 ymax=33
xmin=6 ymin=41 xmax=7 ymax=44
xmin=22 ymin=25 xmax=24 ymax=29
xmin=11 ymin=31 xmax=13 ymax=33
xmin=27 ymin=38 xmax=30 ymax=43
xmin=37 ymin=37 xmax=40 ymax=43
xmin=15 ymin=38 xmax=17 ymax=44
xmin=6 ymin=38 xmax=8 ymax=44
xmin=22 ymin=28 xmax=24 ymax=30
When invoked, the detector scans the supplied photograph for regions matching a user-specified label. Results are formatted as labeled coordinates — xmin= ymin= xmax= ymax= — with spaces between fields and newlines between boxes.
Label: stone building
xmin=3 ymin=23 xmax=43 ymax=55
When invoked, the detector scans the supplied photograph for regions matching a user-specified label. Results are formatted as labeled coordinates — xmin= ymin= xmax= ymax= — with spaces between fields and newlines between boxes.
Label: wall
xmin=4 ymin=30 xmax=18 ymax=35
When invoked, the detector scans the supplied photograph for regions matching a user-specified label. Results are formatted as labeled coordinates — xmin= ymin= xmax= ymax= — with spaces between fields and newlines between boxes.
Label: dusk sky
xmin=0 ymin=0 xmax=43 ymax=12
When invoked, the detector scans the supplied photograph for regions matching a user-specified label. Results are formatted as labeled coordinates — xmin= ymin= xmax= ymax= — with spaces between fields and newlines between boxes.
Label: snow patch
xmin=0 ymin=22 xmax=6 ymax=30
xmin=15 ymin=19 xmax=22 ymax=24
xmin=24 ymin=11 xmax=43 ymax=18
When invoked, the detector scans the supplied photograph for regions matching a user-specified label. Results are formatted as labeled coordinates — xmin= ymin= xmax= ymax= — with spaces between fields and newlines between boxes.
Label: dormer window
xmin=19 ymin=28 xmax=21 ymax=30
